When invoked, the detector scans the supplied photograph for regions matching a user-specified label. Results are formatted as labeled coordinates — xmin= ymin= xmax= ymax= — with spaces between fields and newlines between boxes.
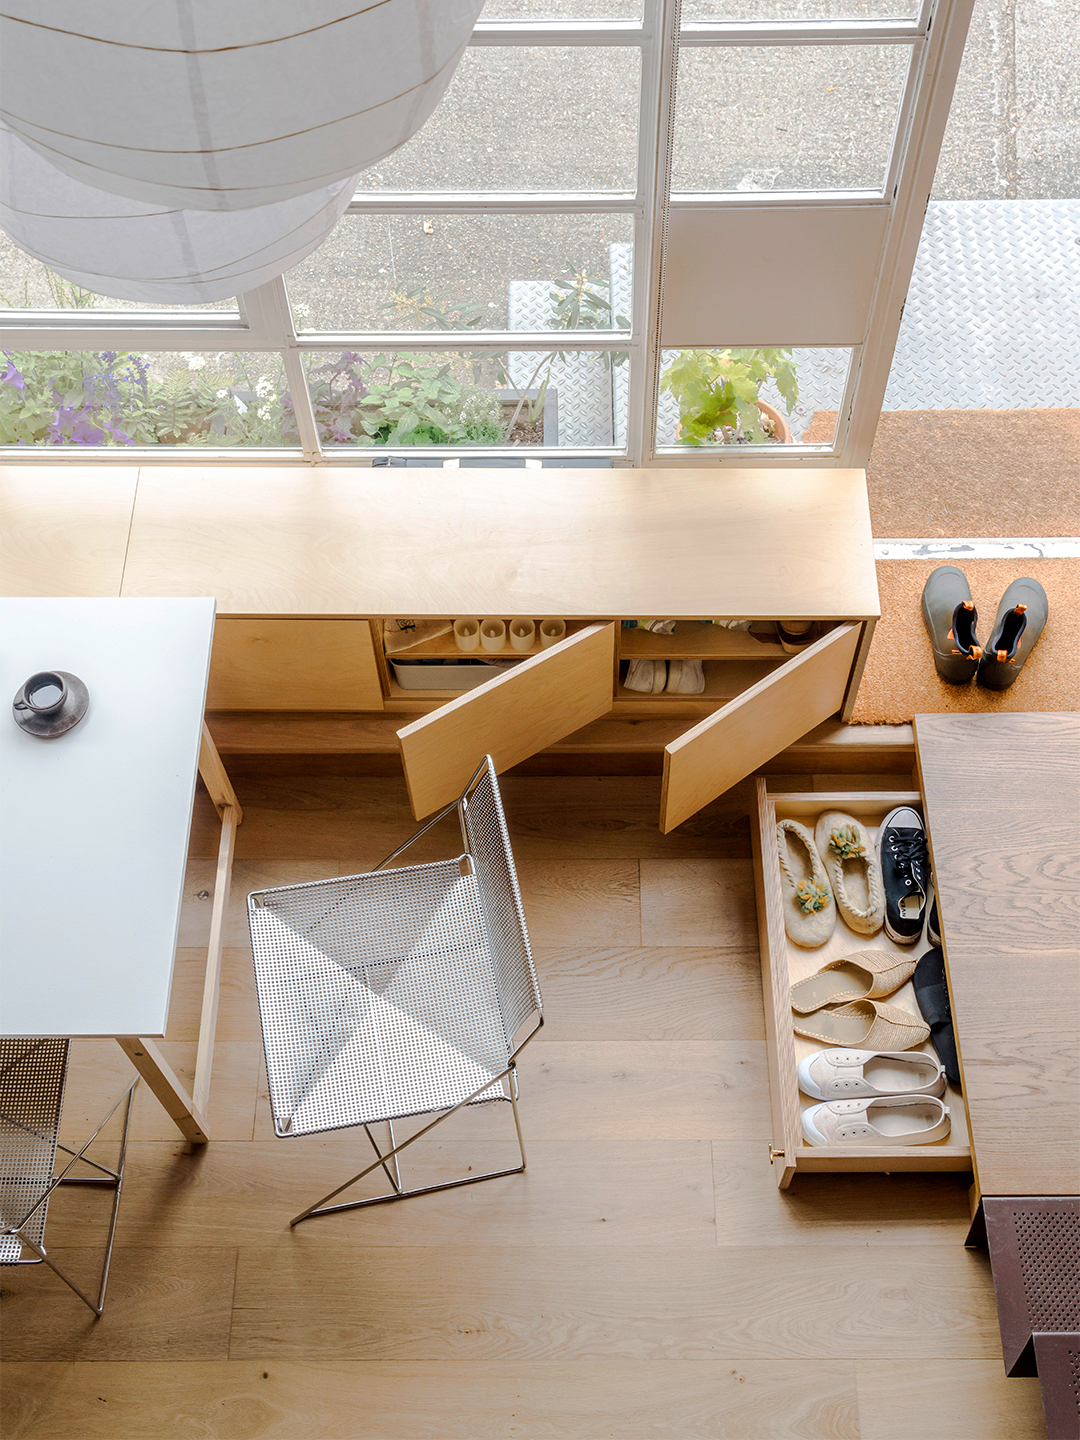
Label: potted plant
xmin=661 ymin=347 xmax=799 ymax=445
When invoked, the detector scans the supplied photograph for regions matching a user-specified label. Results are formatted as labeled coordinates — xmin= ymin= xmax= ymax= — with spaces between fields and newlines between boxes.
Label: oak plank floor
xmin=0 ymin=773 xmax=1044 ymax=1439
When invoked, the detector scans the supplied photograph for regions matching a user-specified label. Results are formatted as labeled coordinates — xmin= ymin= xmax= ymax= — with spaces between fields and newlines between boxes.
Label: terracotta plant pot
xmin=675 ymin=399 xmax=793 ymax=445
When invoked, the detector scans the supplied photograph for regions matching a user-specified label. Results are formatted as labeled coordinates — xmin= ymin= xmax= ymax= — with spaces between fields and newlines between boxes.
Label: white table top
xmin=0 ymin=598 xmax=214 ymax=1038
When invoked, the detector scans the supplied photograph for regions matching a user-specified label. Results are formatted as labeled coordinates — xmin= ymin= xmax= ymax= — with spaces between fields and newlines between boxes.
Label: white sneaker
xmin=797 ymin=1048 xmax=946 ymax=1101
xmin=802 ymin=1094 xmax=950 ymax=1147
xmin=666 ymin=658 xmax=705 ymax=693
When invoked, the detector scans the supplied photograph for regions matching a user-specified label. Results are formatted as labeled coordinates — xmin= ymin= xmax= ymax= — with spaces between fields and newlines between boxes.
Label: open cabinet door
xmin=398 ymin=623 xmax=616 ymax=818
xmin=659 ymin=624 xmax=862 ymax=834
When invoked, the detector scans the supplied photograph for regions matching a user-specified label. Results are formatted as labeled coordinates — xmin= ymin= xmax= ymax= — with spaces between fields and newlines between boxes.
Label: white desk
xmin=0 ymin=598 xmax=241 ymax=1142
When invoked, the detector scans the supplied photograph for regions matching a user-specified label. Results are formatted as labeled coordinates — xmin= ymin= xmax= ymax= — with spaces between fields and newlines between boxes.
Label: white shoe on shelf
xmin=801 ymin=1094 xmax=950 ymax=1147
xmin=666 ymin=658 xmax=705 ymax=694
xmin=797 ymin=1048 xmax=946 ymax=1101
xmin=624 ymin=659 xmax=668 ymax=693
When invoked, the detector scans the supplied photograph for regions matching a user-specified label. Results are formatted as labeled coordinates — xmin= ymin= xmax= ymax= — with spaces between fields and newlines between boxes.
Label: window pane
xmin=656 ymin=346 xmax=851 ymax=446
xmin=355 ymin=49 xmax=640 ymax=192
xmin=0 ymin=350 xmax=297 ymax=446
xmin=305 ymin=347 xmax=629 ymax=448
xmin=684 ymin=0 xmax=916 ymax=18
xmin=287 ymin=215 xmax=633 ymax=332
xmin=0 ymin=237 xmax=237 ymax=313
xmin=483 ymin=0 xmax=640 ymax=13
xmin=673 ymin=46 xmax=910 ymax=192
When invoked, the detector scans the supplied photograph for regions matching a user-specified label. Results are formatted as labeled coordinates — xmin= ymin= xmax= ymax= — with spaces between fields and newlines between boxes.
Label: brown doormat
xmin=805 ymin=409 xmax=1080 ymax=538
xmin=851 ymin=557 xmax=1080 ymax=725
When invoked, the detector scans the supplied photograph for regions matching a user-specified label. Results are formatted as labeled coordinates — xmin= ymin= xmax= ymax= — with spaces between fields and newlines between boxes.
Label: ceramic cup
xmin=509 ymin=619 xmax=536 ymax=651
xmin=453 ymin=618 xmax=481 ymax=652
xmin=539 ymin=619 xmax=567 ymax=648
xmin=480 ymin=619 xmax=507 ymax=653
xmin=14 ymin=671 xmax=68 ymax=715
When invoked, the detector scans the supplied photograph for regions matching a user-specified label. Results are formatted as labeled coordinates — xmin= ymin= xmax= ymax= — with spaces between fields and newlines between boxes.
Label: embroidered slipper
xmin=776 ymin=819 xmax=835 ymax=948
xmin=789 ymin=948 xmax=918 ymax=1014
xmin=792 ymin=998 xmax=930 ymax=1050
xmin=814 ymin=812 xmax=885 ymax=936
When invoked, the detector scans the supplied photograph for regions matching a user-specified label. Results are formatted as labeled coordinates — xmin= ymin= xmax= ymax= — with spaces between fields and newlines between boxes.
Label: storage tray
xmin=390 ymin=658 xmax=523 ymax=690
xmin=751 ymin=779 xmax=973 ymax=1189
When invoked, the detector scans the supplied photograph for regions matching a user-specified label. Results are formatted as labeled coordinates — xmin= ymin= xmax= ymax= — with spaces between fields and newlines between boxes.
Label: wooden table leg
xmin=116 ymin=1037 xmax=210 ymax=1144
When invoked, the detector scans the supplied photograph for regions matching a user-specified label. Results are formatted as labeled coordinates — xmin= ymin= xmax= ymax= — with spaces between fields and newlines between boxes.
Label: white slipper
xmin=776 ymin=819 xmax=835 ymax=948
xmin=666 ymin=658 xmax=705 ymax=694
xmin=797 ymin=1048 xmax=946 ymax=1100
xmin=801 ymin=1094 xmax=950 ymax=1147
xmin=814 ymin=812 xmax=885 ymax=936
xmin=625 ymin=659 xmax=668 ymax=693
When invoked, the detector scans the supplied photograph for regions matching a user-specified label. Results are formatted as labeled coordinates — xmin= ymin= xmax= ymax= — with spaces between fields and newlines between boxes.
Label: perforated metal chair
xmin=0 ymin=1037 xmax=137 ymax=1315
xmin=248 ymin=756 xmax=543 ymax=1227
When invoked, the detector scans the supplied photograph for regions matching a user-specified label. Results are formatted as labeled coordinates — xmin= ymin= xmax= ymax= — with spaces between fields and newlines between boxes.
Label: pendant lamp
xmin=0 ymin=127 xmax=358 ymax=304
xmin=0 ymin=1 xmax=484 ymax=212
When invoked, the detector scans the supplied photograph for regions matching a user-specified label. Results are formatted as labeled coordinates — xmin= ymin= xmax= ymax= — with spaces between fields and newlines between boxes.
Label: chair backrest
xmin=0 ymin=1038 xmax=69 ymax=1262
xmin=461 ymin=759 xmax=542 ymax=1047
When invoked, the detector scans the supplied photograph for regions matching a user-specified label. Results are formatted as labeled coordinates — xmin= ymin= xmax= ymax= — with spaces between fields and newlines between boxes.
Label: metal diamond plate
xmin=885 ymin=199 xmax=1080 ymax=410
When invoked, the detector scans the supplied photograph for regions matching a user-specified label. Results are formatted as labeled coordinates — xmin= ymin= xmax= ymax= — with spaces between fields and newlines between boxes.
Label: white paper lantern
xmin=0 ymin=1 xmax=484 ymax=212
xmin=0 ymin=128 xmax=359 ymax=304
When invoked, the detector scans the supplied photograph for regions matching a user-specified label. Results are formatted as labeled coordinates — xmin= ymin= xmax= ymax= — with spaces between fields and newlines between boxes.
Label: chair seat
xmin=250 ymin=860 xmax=514 ymax=1137
xmin=1 ymin=1038 xmax=69 ymax=1265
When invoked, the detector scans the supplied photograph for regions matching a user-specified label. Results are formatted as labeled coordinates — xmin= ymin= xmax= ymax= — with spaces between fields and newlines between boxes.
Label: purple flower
xmin=1 ymin=354 xmax=25 ymax=391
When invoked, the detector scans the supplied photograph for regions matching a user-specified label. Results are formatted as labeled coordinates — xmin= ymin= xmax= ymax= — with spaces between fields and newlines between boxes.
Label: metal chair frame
xmin=248 ymin=757 xmax=543 ymax=1228
xmin=0 ymin=1037 xmax=138 ymax=1316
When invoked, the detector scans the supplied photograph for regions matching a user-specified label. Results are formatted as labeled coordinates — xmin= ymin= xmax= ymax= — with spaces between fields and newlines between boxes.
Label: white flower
xmin=255 ymin=376 xmax=274 ymax=399
xmin=216 ymin=389 xmax=229 ymax=399
xmin=257 ymin=405 xmax=272 ymax=421
xmin=187 ymin=355 xmax=207 ymax=370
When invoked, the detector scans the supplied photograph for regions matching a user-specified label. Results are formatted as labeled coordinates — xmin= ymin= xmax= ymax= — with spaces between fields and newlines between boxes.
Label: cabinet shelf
xmin=619 ymin=622 xmax=784 ymax=660
xmin=384 ymin=620 xmax=593 ymax=661
xmin=617 ymin=656 xmax=786 ymax=702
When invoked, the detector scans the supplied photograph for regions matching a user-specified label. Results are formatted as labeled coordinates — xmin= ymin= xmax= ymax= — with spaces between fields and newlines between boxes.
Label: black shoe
xmin=879 ymin=806 xmax=930 ymax=945
xmin=913 ymin=947 xmax=961 ymax=1089
xmin=926 ymin=891 xmax=941 ymax=947
xmin=977 ymin=576 xmax=1049 ymax=690
xmin=920 ymin=565 xmax=983 ymax=684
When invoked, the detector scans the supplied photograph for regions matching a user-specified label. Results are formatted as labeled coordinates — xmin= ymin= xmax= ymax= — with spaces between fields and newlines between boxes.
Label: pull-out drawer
xmin=750 ymin=777 xmax=973 ymax=1189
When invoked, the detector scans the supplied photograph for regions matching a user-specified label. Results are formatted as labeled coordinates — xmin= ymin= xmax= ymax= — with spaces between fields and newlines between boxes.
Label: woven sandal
xmin=776 ymin=819 xmax=835 ymax=948
xmin=789 ymin=948 xmax=919 ymax=1014
xmin=814 ymin=811 xmax=885 ymax=936
xmin=792 ymin=998 xmax=930 ymax=1050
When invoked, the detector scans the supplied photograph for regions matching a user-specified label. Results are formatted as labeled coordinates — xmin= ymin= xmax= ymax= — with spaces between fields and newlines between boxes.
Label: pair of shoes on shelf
xmin=798 ymin=1048 xmax=950 ymax=1147
xmin=624 ymin=659 xmax=705 ymax=694
xmin=922 ymin=565 xmax=1048 ymax=689
xmin=777 ymin=811 xmax=886 ymax=947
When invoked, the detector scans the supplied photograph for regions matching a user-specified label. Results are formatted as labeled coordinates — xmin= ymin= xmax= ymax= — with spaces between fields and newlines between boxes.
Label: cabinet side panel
xmin=207 ymin=618 xmax=383 ymax=710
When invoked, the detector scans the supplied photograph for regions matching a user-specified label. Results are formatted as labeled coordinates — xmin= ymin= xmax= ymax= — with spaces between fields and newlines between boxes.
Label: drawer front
xmin=752 ymin=777 xmax=973 ymax=1189
xmin=207 ymin=618 xmax=383 ymax=711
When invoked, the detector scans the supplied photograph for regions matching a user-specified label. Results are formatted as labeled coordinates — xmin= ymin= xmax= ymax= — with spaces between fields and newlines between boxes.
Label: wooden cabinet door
xmin=207 ymin=618 xmax=383 ymax=710
xmin=659 ymin=624 xmax=862 ymax=833
xmin=397 ymin=623 xmax=616 ymax=818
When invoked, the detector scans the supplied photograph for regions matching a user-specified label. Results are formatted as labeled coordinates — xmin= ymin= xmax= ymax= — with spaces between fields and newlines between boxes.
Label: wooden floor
xmin=0 ymin=772 xmax=1047 ymax=1440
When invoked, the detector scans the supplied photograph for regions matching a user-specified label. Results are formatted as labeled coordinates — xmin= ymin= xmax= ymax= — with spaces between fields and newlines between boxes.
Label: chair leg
xmin=290 ymin=1085 xmax=528 ymax=1227
xmin=13 ymin=1078 xmax=137 ymax=1317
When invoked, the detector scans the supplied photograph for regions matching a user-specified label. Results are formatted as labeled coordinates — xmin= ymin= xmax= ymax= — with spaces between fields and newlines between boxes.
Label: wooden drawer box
xmin=751 ymin=778 xmax=973 ymax=1189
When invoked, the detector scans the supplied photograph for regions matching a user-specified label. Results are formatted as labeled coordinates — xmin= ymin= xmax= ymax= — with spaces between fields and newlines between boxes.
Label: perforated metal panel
xmin=249 ymin=762 xmax=540 ymax=1141
xmin=0 ymin=1038 xmax=69 ymax=1264
xmin=984 ymin=1198 xmax=1080 ymax=1378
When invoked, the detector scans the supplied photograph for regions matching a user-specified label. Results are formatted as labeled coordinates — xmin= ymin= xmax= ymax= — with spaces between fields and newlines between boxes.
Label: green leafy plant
xmin=660 ymin=348 xmax=799 ymax=445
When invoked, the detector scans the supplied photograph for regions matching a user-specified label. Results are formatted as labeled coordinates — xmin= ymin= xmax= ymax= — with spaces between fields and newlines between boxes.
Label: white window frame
xmin=0 ymin=0 xmax=974 ymax=467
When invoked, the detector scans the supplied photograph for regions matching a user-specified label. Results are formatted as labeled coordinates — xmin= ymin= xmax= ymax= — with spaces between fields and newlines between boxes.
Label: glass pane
xmin=0 ymin=350 xmax=297 ymax=446
xmin=684 ymin=0 xmax=916 ymax=17
xmin=287 ymin=214 xmax=633 ymax=332
xmin=673 ymin=46 xmax=910 ymax=192
xmin=656 ymin=346 xmax=851 ymax=446
xmin=0 ymin=236 xmax=237 ymax=313
xmin=356 ymin=49 xmax=640 ymax=192
xmin=304 ymin=347 xmax=630 ymax=448
xmin=483 ymin=0 xmax=640 ymax=13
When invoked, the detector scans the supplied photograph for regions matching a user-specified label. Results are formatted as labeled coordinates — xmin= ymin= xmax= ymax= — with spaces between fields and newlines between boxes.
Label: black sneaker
xmin=927 ymin=891 xmax=941 ymax=947
xmin=913 ymin=947 xmax=961 ymax=1088
xmin=879 ymin=806 xmax=929 ymax=945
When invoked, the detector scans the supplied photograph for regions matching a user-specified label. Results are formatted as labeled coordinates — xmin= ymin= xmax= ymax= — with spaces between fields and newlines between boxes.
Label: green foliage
xmin=660 ymin=348 xmax=799 ymax=445
xmin=348 ymin=356 xmax=508 ymax=447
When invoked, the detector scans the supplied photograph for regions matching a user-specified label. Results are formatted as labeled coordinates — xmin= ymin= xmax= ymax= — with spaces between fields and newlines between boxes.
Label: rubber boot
xmin=920 ymin=565 xmax=982 ymax=684
xmin=977 ymin=577 xmax=1048 ymax=690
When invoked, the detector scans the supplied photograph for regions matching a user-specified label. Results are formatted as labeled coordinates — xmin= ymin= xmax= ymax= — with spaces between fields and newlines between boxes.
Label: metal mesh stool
xmin=0 ymin=1037 xmax=137 ymax=1315
xmin=248 ymin=757 xmax=543 ymax=1227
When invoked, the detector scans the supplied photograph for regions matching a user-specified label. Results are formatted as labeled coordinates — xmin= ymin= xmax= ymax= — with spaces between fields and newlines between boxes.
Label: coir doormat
xmin=850 ymin=557 xmax=1080 ymax=725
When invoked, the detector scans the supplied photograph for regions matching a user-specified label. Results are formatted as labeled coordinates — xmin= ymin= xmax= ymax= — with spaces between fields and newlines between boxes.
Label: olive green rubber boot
xmin=977 ymin=577 xmax=1048 ymax=690
xmin=920 ymin=565 xmax=983 ymax=684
